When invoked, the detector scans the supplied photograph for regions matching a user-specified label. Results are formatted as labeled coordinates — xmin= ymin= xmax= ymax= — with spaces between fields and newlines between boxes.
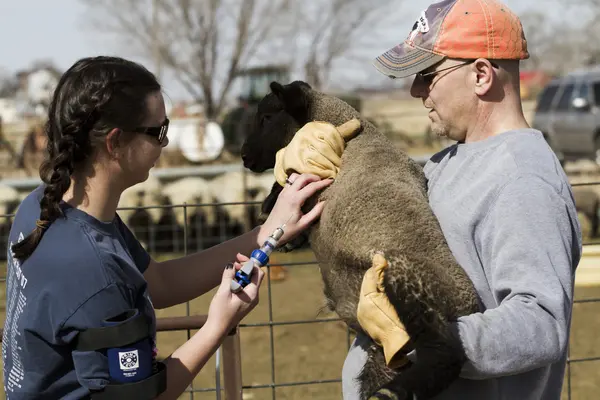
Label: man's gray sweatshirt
xmin=342 ymin=129 xmax=582 ymax=400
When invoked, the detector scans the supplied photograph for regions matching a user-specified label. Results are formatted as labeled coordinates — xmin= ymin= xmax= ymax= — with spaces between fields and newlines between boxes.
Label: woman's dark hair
xmin=11 ymin=56 xmax=161 ymax=261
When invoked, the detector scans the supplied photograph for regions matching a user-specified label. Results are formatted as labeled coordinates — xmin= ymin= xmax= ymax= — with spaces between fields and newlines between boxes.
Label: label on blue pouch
xmin=119 ymin=349 xmax=140 ymax=377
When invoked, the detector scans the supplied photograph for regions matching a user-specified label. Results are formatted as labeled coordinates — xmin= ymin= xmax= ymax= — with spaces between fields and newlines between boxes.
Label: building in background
xmin=0 ymin=61 xmax=61 ymax=123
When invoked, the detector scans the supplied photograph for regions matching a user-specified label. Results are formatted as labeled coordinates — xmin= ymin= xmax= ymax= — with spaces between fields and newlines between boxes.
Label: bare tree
xmin=519 ymin=11 xmax=552 ymax=70
xmin=80 ymin=0 xmax=293 ymax=119
xmin=294 ymin=0 xmax=403 ymax=90
xmin=81 ymin=0 xmax=407 ymax=114
xmin=511 ymin=4 xmax=600 ymax=75
xmin=528 ymin=0 xmax=600 ymax=72
xmin=571 ymin=0 xmax=600 ymax=66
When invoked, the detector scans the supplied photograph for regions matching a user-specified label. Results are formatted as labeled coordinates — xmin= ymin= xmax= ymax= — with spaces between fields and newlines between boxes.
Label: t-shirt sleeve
xmin=58 ymin=282 xmax=137 ymax=391
xmin=115 ymin=214 xmax=151 ymax=274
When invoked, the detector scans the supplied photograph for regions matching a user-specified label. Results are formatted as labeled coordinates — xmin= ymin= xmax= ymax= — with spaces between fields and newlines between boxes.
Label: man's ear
xmin=473 ymin=59 xmax=495 ymax=96
xmin=269 ymin=81 xmax=310 ymax=123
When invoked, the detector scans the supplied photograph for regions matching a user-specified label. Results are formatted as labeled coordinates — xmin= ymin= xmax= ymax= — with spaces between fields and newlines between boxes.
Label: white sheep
xmin=118 ymin=175 xmax=163 ymax=249
xmin=160 ymin=176 xmax=219 ymax=252
xmin=208 ymin=171 xmax=276 ymax=232
xmin=247 ymin=171 xmax=278 ymax=201
xmin=154 ymin=172 xmax=281 ymax=252
xmin=161 ymin=176 xmax=216 ymax=227
xmin=119 ymin=175 xmax=162 ymax=221
xmin=209 ymin=171 xmax=289 ymax=282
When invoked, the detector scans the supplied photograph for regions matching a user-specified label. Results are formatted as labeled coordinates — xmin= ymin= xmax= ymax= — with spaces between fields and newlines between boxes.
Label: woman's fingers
xmin=297 ymin=200 xmax=326 ymax=228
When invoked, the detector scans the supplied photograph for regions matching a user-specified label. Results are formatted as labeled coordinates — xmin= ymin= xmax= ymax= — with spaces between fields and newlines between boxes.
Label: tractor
xmin=220 ymin=65 xmax=289 ymax=157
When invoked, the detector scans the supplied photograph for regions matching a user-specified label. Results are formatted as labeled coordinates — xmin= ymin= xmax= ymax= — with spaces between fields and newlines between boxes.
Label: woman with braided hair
xmin=2 ymin=56 xmax=331 ymax=399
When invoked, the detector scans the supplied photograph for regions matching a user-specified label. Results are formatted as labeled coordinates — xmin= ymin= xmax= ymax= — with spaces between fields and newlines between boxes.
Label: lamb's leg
xmin=357 ymin=344 xmax=408 ymax=400
xmin=366 ymin=253 xmax=467 ymax=399
xmin=368 ymin=329 xmax=464 ymax=399
xmin=257 ymin=182 xmax=283 ymax=224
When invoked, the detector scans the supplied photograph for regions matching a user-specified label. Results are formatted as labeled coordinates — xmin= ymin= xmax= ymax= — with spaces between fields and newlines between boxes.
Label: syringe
xmin=230 ymin=225 xmax=286 ymax=293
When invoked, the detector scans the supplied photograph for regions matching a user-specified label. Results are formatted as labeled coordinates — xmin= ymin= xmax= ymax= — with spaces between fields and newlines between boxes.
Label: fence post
xmin=222 ymin=326 xmax=243 ymax=400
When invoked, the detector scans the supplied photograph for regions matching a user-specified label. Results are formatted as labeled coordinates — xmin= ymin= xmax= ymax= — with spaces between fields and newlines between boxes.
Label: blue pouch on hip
xmin=74 ymin=309 xmax=167 ymax=399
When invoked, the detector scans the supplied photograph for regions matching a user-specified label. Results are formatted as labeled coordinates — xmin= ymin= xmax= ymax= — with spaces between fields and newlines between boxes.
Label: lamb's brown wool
xmin=241 ymin=81 xmax=480 ymax=400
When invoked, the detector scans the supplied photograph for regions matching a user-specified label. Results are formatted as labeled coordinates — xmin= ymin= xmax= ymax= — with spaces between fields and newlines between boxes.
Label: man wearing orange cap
xmin=274 ymin=0 xmax=581 ymax=399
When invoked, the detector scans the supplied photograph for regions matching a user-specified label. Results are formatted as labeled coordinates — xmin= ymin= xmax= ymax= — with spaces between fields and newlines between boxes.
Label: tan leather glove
xmin=274 ymin=119 xmax=362 ymax=187
xmin=358 ymin=253 xmax=411 ymax=369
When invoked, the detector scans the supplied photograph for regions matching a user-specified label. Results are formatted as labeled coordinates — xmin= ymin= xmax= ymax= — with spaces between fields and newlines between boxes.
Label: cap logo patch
xmin=406 ymin=10 xmax=429 ymax=47
xmin=417 ymin=11 xmax=430 ymax=33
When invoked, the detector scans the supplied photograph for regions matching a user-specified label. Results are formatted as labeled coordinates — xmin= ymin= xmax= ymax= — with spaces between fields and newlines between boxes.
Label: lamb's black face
xmin=241 ymin=81 xmax=312 ymax=172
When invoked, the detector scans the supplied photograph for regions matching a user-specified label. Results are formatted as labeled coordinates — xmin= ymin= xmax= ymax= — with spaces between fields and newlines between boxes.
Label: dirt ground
xmin=0 ymin=247 xmax=599 ymax=399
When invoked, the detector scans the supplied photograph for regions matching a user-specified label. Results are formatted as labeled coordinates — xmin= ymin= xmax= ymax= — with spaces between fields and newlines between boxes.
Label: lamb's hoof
xmin=368 ymin=387 xmax=409 ymax=400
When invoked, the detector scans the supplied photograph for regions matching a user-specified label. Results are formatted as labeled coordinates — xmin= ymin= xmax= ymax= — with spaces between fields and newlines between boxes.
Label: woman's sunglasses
xmin=133 ymin=118 xmax=169 ymax=144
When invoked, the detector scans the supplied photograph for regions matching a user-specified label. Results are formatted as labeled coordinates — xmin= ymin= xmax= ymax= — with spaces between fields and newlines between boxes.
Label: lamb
xmin=240 ymin=80 xmax=480 ymax=400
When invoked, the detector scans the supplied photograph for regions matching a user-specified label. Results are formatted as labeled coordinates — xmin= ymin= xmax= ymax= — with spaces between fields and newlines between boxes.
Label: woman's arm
xmin=156 ymin=263 xmax=264 ymax=399
xmin=156 ymin=320 xmax=227 ymax=399
xmin=145 ymin=227 xmax=261 ymax=309
xmin=145 ymin=173 xmax=332 ymax=309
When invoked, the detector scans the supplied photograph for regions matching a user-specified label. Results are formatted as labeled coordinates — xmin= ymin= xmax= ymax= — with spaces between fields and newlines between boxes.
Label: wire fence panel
xmin=0 ymin=175 xmax=597 ymax=399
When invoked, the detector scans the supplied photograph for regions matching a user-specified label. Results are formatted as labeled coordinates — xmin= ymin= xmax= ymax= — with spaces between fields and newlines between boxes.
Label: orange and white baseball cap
xmin=373 ymin=0 xmax=529 ymax=79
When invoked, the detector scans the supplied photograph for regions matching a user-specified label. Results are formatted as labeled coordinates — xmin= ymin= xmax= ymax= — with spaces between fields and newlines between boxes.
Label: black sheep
xmin=241 ymin=81 xmax=480 ymax=400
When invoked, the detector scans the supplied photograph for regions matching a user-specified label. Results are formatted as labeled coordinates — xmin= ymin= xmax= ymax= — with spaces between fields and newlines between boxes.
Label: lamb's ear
xmin=269 ymin=81 xmax=310 ymax=122
xmin=270 ymin=82 xmax=286 ymax=101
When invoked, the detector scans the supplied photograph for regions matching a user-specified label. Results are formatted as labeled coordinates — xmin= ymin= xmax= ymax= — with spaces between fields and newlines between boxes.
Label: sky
xmin=0 ymin=0 xmax=570 ymax=101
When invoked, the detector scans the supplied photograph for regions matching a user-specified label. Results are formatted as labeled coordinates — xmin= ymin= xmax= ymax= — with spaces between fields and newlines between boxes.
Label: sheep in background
xmin=158 ymin=173 xmax=277 ymax=254
xmin=0 ymin=184 xmax=21 ymax=261
xmin=208 ymin=171 xmax=278 ymax=237
xmin=118 ymin=175 xmax=163 ymax=251
xmin=162 ymin=176 xmax=216 ymax=252
xmin=244 ymin=172 xmax=280 ymax=228
xmin=572 ymin=188 xmax=600 ymax=239
xmin=570 ymin=174 xmax=600 ymax=240
xmin=210 ymin=170 xmax=289 ymax=282
xmin=248 ymin=172 xmax=290 ymax=282
xmin=206 ymin=172 xmax=248 ymax=243
xmin=245 ymin=171 xmax=279 ymax=199
xmin=241 ymin=80 xmax=480 ymax=400
xmin=563 ymin=159 xmax=600 ymax=176
xmin=205 ymin=171 xmax=288 ymax=281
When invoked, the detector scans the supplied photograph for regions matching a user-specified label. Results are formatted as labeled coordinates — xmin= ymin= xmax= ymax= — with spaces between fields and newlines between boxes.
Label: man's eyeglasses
xmin=416 ymin=59 xmax=499 ymax=83
xmin=133 ymin=118 xmax=169 ymax=144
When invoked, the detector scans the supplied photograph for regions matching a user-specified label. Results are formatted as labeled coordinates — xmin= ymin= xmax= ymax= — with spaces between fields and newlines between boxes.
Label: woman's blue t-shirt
xmin=2 ymin=185 xmax=155 ymax=399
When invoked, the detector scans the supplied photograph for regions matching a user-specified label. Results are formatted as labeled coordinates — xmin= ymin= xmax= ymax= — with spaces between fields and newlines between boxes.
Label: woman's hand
xmin=258 ymin=173 xmax=333 ymax=246
xmin=206 ymin=258 xmax=265 ymax=335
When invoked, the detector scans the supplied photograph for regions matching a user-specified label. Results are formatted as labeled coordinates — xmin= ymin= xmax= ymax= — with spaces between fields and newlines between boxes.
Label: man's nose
xmin=410 ymin=76 xmax=427 ymax=99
